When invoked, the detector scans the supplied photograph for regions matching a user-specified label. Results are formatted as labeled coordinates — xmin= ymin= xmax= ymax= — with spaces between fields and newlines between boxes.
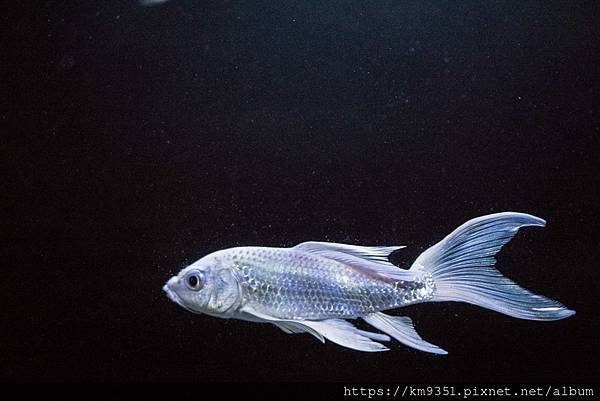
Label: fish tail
xmin=411 ymin=212 xmax=575 ymax=321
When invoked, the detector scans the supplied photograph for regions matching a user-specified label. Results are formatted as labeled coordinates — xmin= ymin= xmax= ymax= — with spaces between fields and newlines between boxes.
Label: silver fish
xmin=163 ymin=212 xmax=575 ymax=353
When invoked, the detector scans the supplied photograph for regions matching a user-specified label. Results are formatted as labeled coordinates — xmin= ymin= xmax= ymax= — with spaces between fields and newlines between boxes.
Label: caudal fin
xmin=411 ymin=212 xmax=575 ymax=321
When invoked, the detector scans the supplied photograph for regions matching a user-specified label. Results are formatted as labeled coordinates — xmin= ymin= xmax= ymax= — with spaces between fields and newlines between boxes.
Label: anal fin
xmin=363 ymin=312 xmax=447 ymax=355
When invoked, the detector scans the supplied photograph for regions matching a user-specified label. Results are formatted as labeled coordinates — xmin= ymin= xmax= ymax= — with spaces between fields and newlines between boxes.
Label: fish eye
xmin=185 ymin=271 xmax=204 ymax=291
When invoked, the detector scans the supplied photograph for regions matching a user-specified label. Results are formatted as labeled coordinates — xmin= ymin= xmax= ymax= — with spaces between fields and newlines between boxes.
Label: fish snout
xmin=166 ymin=276 xmax=179 ymax=288
xmin=163 ymin=276 xmax=181 ymax=302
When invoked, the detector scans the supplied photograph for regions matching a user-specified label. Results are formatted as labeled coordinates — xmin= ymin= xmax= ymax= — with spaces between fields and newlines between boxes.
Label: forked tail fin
xmin=411 ymin=212 xmax=575 ymax=321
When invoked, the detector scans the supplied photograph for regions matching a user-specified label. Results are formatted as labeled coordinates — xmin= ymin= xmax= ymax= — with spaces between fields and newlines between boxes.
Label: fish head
xmin=163 ymin=254 xmax=241 ymax=317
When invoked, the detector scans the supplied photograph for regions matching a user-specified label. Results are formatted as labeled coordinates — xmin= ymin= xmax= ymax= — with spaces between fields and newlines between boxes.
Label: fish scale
xmin=230 ymin=247 xmax=431 ymax=320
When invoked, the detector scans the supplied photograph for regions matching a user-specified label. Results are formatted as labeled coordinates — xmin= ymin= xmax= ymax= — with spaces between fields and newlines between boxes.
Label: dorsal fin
xmin=293 ymin=241 xmax=414 ymax=281
xmin=293 ymin=242 xmax=403 ymax=264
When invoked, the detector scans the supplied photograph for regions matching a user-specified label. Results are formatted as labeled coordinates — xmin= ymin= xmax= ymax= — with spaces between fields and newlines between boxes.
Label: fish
xmin=163 ymin=212 xmax=575 ymax=353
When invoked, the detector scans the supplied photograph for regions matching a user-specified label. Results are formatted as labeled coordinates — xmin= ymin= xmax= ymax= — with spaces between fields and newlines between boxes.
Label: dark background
xmin=3 ymin=1 xmax=599 ymax=382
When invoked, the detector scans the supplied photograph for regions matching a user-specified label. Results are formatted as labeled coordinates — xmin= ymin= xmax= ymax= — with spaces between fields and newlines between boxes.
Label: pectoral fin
xmin=363 ymin=312 xmax=447 ymax=355
xmin=302 ymin=319 xmax=390 ymax=352
xmin=240 ymin=306 xmax=324 ymax=342
xmin=240 ymin=306 xmax=390 ymax=352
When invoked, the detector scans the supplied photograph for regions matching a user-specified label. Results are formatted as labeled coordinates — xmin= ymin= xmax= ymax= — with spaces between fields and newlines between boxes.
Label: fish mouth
xmin=162 ymin=284 xmax=179 ymax=303
xmin=162 ymin=281 xmax=203 ymax=315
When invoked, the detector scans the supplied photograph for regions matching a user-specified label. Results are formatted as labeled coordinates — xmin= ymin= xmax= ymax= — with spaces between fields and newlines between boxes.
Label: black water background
xmin=3 ymin=1 xmax=599 ymax=382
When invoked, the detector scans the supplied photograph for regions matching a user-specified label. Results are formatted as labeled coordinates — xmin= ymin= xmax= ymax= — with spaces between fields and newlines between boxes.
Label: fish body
xmin=203 ymin=246 xmax=432 ymax=320
xmin=163 ymin=212 xmax=575 ymax=353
